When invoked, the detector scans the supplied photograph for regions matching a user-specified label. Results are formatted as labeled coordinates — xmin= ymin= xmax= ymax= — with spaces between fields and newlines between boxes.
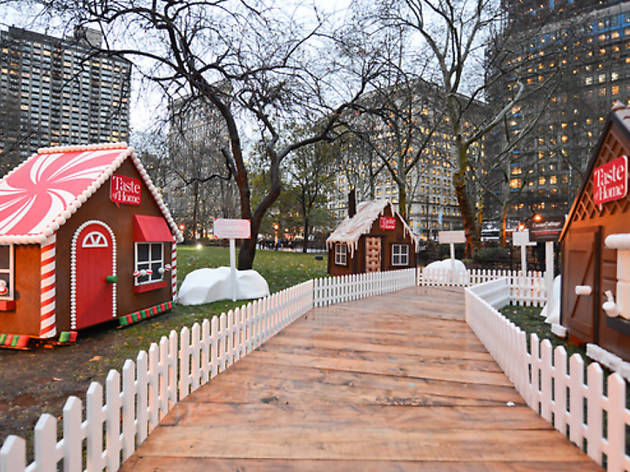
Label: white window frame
xmin=391 ymin=244 xmax=409 ymax=267
xmin=334 ymin=243 xmax=347 ymax=266
xmin=0 ymin=244 xmax=14 ymax=300
xmin=134 ymin=242 xmax=164 ymax=286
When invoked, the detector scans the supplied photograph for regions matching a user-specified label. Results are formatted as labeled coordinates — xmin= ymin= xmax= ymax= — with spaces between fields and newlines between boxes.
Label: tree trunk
xmin=453 ymin=145 xmax=481 ymax=257
xmin=398 ymin=183 xmax=407 ymax=221
xmin=501 ymin=204 xmax=509 ymax=247
xmin=302 ymin=218 xmax=309 ymax=253
xmin=237 ymin=170 xmax=282 ymax=270
xmin=192 ymin=180 xmax=199 ymax=241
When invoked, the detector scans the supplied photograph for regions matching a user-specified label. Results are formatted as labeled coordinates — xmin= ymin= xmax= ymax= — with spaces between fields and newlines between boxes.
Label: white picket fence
xmin=420 ymin=267 xmax=547 ymax=306
xmin=313 ymin=268 xmax=416 ymax=307
xmin=466 ymin=279 xmax=630 ymax=472
xmin=0 ymin=280 xmax=314 ymax=471
xmin=0 ymin=268 xmax=419 ymax=472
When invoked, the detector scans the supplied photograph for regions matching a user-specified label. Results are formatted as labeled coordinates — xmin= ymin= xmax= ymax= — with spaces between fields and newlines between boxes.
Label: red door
xmin=75 ymin=223 xmax=115 ymax=329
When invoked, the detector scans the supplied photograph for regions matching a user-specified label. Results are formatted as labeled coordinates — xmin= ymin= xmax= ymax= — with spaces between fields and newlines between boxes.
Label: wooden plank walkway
xmin=122 ymin=286 xmax=601 ymax=471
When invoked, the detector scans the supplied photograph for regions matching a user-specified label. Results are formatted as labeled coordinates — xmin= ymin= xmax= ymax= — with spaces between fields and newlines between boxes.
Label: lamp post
xmin=273 ymin=223 xmax=279 ymax=248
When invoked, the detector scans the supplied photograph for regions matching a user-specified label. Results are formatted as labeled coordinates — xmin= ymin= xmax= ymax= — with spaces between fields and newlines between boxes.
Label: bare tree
xmin=287 ymin=131 xmax=337 ymax=252
xmin=370 ymin=0 xmax=528 ymax=255
xmin=19 ymin=0 xmax=380 ymax=268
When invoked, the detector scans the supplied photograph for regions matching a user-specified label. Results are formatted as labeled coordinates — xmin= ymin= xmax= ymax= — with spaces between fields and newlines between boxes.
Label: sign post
xmin=438 ymin=230 xmax=466 ymax=282
xmin=214 ymin=218 xmax=251 ymax=301
xmin=529 ymin=217 xmax=563 ymax=309
xmin=513 ymin=230 xmax=536 ymax=275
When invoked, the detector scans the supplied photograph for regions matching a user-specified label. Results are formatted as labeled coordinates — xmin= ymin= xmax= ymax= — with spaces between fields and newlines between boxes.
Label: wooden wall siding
xmin=328 ymin=204 xmax=417 ymax=276
xmin=571 ymin=127 xmax=630 ymax=225
xmin=562 ymin=122 xmax=630 ymax=358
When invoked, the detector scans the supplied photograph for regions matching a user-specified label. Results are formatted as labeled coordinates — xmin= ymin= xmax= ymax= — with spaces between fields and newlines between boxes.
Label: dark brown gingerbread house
xmin=0 ymin=143 xmax=183 ymax=348
xmin=559 ymin=102 xmax=630 ymax=361
xmin=326 ymin=199 xmax=418 ymax=276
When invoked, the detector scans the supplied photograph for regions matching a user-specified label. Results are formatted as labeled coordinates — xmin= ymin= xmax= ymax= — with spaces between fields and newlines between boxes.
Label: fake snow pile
xmin=177 ymin=267 xmax=270 ymax=305
xmin=541 ymin=275 xmax=565 ymax=337
xmin=423 ymin=258 xmax=468 ymax=283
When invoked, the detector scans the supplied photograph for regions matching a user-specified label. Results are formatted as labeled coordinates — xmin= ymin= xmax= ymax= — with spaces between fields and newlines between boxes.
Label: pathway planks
xmin=122 ymin=286 xmax=601 ymax=471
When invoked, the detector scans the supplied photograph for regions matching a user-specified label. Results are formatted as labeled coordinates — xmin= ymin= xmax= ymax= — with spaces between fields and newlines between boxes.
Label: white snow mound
xmin=543 ymin=275 xmax=562 ymax=325
xmin=423 ymin=259 xmax=468 ymax=283
xmin=177 ymin=267 xmax=270 ymax=305
xmin=425 ymin=258 xmax=467 ymax=273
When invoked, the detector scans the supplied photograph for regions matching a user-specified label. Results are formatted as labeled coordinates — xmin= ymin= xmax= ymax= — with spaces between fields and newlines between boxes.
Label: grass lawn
xmin=500 ymin=305 xmax=587 ymax=360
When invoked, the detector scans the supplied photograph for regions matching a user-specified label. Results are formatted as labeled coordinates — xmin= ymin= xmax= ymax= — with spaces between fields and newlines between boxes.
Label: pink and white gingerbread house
xmin=0 ymin=143 xmax=183 ymax=348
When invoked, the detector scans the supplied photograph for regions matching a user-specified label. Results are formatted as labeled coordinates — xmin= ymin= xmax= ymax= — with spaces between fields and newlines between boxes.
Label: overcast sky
xmin=0 ymin=0 xmax=352 ymax=134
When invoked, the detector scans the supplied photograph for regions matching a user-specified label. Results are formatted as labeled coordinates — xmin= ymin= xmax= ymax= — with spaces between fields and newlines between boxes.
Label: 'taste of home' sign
xmin=110 ymin=174 xmax=142 ymax=206
xmin=593 ymin=155 xmax=627 ymax=207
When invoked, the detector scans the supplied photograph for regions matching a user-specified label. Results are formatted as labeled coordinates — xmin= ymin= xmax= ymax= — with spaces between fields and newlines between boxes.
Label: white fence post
xmin=63 ymin=396 xmax=82 ymax=471
xmin=0 ymin=436 xmax=26 ymax=471
xmin=465 ymin=276 xmax=630 ymax=472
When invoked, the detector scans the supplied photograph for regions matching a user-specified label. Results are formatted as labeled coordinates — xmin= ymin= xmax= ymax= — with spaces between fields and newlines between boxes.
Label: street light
xmin=273 ymin=223 xmax=279 ymax=247
xmin=533 ymin=213 xmax=543 ymax=223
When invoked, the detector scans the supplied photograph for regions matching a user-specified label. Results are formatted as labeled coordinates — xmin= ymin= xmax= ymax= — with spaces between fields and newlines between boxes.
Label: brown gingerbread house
xmin=559 ymin=102 xmax=630 ymax=361
xmin=326 ymin=199 xmax=418 ymax=276
xmin=0 ymin=143 xmax=183 ymax=348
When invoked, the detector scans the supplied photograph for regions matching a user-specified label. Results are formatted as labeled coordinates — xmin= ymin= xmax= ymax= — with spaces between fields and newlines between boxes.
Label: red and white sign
xmin=214 ymin=218 xmax=251 ymax=239
xmin=110 ymin=174 xmax=142 ymax=206
xmin=593 ymin=155 xmax=628 ymax=207
xmin=379 ymin=216 xmax=396 ymax=230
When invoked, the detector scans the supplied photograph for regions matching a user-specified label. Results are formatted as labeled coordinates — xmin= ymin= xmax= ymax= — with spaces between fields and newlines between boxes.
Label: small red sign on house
xmin=593 ymin=155 xmax=628 ymax=207
xmin=379 ymin=216 xmax=396 ymax=230
xmin=110 ymin=174 xmax=142 ymax=206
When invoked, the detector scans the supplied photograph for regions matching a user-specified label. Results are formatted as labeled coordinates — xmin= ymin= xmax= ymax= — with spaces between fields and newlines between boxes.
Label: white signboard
xmin=513 ymin=230 xmax=530 ymax=247
xmin=214 ymin=218 xmax=251 ymax=239
xmin=438 ymin=230 xmax=466 ymax=244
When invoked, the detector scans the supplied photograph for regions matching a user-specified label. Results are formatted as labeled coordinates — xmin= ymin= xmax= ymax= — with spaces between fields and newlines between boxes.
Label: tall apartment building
xmin=486 ymin=0 xmax=630 ymax=225
xmin=167 ymin=91 xmax=237 ymax=239
xmin=329 ymin=80 xmax=485 ymax=241
xmin=0 ymin=26 xmax=131 ymax=172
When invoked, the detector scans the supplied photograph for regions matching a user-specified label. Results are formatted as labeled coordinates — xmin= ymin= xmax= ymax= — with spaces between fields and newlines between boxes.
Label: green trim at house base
xmin=0 ymin=333 xmax=30 ymax=349
xmin=118 ymin=301 xmax=173 ymax=328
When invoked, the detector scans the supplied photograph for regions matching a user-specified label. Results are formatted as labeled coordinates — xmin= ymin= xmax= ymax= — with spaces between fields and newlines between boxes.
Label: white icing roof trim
xmin=326 ymin=200 xmax=418 ymax=258
xmin=0 ymin=142 xmax=184 ymax=244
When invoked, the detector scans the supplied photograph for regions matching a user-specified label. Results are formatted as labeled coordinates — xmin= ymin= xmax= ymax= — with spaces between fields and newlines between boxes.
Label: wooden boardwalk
xmin=122 ymin=286 xmax=600 ymax=471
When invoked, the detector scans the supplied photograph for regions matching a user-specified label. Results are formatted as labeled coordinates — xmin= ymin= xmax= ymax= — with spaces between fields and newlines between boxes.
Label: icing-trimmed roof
xmin=326 ymin=200 xmax=418 ymax=257
xmin=0 ymin=143 xmax=183 ymax=244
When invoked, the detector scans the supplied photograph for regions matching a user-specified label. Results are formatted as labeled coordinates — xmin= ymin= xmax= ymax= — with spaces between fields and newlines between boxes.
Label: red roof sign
xmin=379 ymin=216 xmax=396 ymax=230
xmin=111 ymin=174 xmax=141 ymax=206
xmin=593 ymin=155 xmax=628 ymax=207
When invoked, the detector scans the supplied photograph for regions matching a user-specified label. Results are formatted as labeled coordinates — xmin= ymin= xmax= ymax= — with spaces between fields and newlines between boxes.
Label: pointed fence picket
xmin=466 ymin=279 xmax=630 ymax=472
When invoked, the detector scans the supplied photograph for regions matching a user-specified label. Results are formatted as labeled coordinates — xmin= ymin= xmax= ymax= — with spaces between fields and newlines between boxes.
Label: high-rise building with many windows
xmin=486 ymin=0 xmax=630 ymax=226
xmin=0 ymin=26 xmax=131 ymax=173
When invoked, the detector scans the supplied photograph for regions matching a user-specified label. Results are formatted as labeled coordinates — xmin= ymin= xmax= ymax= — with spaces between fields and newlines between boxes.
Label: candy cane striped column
xmin=40 ymin=234 xmax=56 ymax=338
xmin=171 ymin=242 xmax=177 ymax=300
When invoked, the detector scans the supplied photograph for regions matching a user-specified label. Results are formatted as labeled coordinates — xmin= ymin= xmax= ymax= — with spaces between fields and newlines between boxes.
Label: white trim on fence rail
xmin=0 ymin=268 xmax=419 ymax=472
xmin=465 ymin=279 xmax=630 ymax=472
xmin=421 ymin=268 xmax=547 ymax=307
